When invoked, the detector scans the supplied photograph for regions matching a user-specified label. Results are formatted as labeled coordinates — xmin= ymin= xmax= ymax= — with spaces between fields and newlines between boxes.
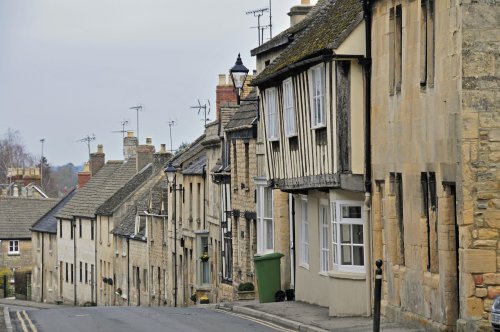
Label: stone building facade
xmin=370 ymin=0 xmax=499 ymax=330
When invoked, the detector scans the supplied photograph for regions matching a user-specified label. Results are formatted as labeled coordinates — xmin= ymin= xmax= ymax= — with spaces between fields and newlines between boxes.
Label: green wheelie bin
xmin=253 ymin=252 xmax=284 ymax=303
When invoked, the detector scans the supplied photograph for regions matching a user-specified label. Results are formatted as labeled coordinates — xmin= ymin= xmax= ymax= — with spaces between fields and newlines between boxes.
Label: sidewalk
xmin=216 ymin=300 xmax=426 ymax=332
xmin=0 ymin=297 xmax=69 ymax=310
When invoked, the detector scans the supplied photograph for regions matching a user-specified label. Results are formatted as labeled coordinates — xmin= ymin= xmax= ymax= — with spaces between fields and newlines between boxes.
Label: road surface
xmin=9 ymin=306 xmax=292 ymax=332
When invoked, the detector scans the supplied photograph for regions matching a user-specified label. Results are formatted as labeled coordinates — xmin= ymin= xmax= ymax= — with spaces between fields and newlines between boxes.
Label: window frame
xmin=8 ymin=240 xmax=19 ymax=255
xmin=283 ymin=78 xmax=297 ymax=137
xmin=256 ymin=180 xmax=274 ymax=255
xmin=265 ymin=87 xmax=279 ymax=141
xmin=319 ymin=200 xmax=330 ymax=275
xmin=197 ymin=234 xmax=210 ymax=287
xmin=299 ymin=195 xmax=309 ymax=269
xmin=331 ymin=200 xmax=364 ymax=273
xmin=308 ymin=64 xmax=326 ymax=129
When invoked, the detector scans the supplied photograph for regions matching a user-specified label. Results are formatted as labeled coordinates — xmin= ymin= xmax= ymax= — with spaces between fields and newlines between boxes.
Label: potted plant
xmin=237 ymin=282 xmax=255 ymax=300
xmin=199 ymin=296 xmax=209 ymax=304
xmin=200 ymin=252 xmax=209 ymax=262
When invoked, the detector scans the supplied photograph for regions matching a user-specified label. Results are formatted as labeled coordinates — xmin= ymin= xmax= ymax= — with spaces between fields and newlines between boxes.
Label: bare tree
xmin=0 ymin=129 xmax=36 ymax=184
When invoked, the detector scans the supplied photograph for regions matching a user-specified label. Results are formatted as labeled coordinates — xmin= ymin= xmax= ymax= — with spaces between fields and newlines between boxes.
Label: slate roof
xmin=111 ymin=179 xmax=166 ymax=239
xmin=225 ymin=89 xmax=258 ymax=132
xmin=31 ymin=189 xmax=77 ymax=234
xmin=0 ymin=197 xmax=58 ymax=239
xmin=182 ymin=155 xmax=207 ymax=175
xmin=250 ymin=1 xmax=323 ymax=56
xmin=252 ymin=0 xmax=363 ymax=86
xmin=96 ymin=164 xmax=153 ymax=216
xmin=171 ymin=135 xmax=206 ymax=169
xmin=56 ymin=160 xmax=137 ymax=220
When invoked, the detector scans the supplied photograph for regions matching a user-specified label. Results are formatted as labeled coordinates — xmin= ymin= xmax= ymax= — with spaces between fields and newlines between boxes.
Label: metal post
xmin=173 ymin=176 xmax=177 ymax=308
xmin=373 ymin=259 xmax=383 ymax=332
xmin=3 ymin=274 xmax=7 ymax=298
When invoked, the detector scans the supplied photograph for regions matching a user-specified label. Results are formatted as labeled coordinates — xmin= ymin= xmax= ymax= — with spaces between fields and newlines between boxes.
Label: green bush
xmin=0 ymin=267 xmax=13 ymax=297
xmin=238 ymin=282 xmax=255 ymax=292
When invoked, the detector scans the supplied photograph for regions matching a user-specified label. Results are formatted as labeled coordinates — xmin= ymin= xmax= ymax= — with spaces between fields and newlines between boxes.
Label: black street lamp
xmin=164 ymin=161 xmax=184 ymax=307
xmin=229 ymin=53 xmax=249 ymax=105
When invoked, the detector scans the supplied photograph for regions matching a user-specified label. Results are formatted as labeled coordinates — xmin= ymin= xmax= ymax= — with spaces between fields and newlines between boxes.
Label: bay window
xmin=319 ymin=201 xmax=329 ymax=274
xmin=331 ymin=201 xmax=364 ymax=272
xmin=256 ymin=182 xmax=274 ymax=254
xmin=299 ymin=196 xmax=309 ymax=268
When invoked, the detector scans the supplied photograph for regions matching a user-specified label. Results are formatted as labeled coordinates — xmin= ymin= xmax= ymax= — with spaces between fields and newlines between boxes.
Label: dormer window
xmin=283 ymin=78 xmax=297 ymax=137
xmin=135 ymin=215 xmax=146 ymax=235
xmin=265 ymin=87 xmax=279 ymax=141
xmin=309 ymin=64 xmax=326 ymax=128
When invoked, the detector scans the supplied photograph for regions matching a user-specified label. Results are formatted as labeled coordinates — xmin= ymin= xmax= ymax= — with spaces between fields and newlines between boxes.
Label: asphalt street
xmin=11 ymin=306 xmax=292 ymax=332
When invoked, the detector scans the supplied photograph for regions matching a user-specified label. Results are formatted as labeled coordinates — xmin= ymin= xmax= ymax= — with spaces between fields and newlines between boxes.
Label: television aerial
xmin=190 ymin=99 xmax=211 ymax=127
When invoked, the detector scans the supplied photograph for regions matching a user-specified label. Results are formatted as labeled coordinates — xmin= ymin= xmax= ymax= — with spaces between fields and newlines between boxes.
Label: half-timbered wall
xmin=259 ymin=59 xmax=365 ymax=191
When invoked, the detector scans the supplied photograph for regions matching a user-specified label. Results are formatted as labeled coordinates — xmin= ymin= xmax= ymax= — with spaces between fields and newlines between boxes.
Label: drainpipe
xmin=127 ymin=237 xmax=130 ymax=306
xmin=73 ymin=218 xmax=77 ymax=306
xmin=202 ymin=166 xmax=207 ymax=230
xmin=41 ymin=233 xmax=44 ymax=303
xmin=94 ymin=218 xmax=97 ymax=305
xmin=362 ymin=0 xmax=373 ymax=317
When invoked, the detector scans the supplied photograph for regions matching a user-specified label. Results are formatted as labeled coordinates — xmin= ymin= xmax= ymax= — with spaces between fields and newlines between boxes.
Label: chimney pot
xmin=146 ymin=137 xmax=153 ymax=145
xmin=160 ymin=144 xmax=167 ymax=153
xmin=218 ymin=74 xmax=227 ymax=86
xmin=301 ymin=0 xmax=310 ymax=4
xmin=97 ymin=144 xmax=104 ymax=154
xmin=127 ymin=131 xmax=134 ymax=138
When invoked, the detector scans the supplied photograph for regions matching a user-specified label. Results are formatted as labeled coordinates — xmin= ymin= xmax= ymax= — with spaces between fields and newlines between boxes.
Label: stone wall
xmin=371 ymin=0 xmax=462 ymax=330
xmin=458 ymin=1 xmax=500 ymax=330
xmin=230 ymin=138 xmax=258 ymax=294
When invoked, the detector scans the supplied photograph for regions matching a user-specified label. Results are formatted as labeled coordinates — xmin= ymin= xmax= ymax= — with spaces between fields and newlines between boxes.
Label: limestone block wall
xmin=371 ymin=0 xmax=462 ymax=330
xmin=32 ymin=233 xmax=58 ymax=303
xmin=0 ymin=239 xmax=32 ymax=271
xmin=231 ymin=138 xmax=258 ymax=293
xmin=147 ymin=215 xmax=169 ymax=306
xmin=458 ymin=1 xmax=500 ymax=330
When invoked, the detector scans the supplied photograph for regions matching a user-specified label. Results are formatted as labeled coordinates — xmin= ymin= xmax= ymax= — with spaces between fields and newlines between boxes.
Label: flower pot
xmin=237 ymin=291 xmax=255 ymax=301
xmin=200 ymin=299 xmax=209 ymax=304
xmin=200 ymin=256 xmax=209 ymax=262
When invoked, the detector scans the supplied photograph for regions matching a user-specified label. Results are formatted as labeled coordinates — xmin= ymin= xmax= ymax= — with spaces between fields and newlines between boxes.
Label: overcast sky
xmin=0 ymin=0 xmax=316 ymax=166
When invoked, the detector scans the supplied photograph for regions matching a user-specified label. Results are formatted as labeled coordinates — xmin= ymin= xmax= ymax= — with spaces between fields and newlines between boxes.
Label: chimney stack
xmin=124 ymin=131 xmax=138 ymax=160
xmin=77 ymin=162 xmax=92 ymax=188
xmin=288 ymin=0 xmax=312 ymax=27
xmin=136 ymin=138 xmax=155 ymax=172
xmin=153 ymin=143 xmax=172 ymax=174
xmin=216 ymin=74 xmax=237 ymax=121
xmin=90 ymin=144 xmax=105 ymax=175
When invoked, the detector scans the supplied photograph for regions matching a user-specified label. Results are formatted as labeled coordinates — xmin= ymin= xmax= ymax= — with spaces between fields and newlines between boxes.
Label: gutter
xmin=361 ymin=0 xmax=373 ymax=317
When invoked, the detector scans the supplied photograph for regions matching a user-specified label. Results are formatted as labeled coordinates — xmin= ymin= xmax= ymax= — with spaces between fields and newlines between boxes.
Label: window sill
xmin=285 ymin=133 xmax=298 ymax=138
xmin=196 ymin=285 xmax=212 ymax=291
xmin=299 ymin=263 xmax=309 ymax=271
xmin=319 ymin=271 xmax=329 ymax=277
xmin=328 ymin=270 xmax=366 ymax=280
xmin=311 ymin=124 xmax=326 ymax=130
xmin=8 ymin=253 xmax=20 ymax=256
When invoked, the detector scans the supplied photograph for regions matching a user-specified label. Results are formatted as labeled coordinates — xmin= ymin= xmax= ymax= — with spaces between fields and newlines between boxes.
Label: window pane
xmin=265 ymin=219 xmax=273 ymax=250
xmin=353 ymin=246 xmax=364 ymax=266
xmin=342 ymin=206 xmax=362 ymax=218
xmin=202 ymin=261 xmax=209 ymax=284
xmin=352 ymin=224 xmax=363 ymax=244
xmin=264 ymin=188 xmax=272 ymax=218
xmin=332 ymin=223 xmax=337 ymax=244
xmin=341 ymin=245 xmax=352 ymax=265
xmin=340 ymin=224 xmax=351 ymax=243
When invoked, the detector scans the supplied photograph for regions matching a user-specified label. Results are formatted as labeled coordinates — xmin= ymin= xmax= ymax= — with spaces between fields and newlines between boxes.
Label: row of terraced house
xmin=27 ymin=0 xmax=499 ymax=331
